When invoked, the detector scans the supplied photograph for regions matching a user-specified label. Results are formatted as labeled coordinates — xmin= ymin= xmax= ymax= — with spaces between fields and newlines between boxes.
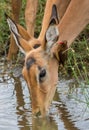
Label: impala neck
xmin=25 ymin=0 xmax=38 ymax=36
xmin=58 ymin=0 xmax=89 ymax=47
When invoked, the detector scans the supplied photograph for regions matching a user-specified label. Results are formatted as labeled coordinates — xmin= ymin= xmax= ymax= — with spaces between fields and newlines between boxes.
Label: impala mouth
xmin=33 ymin=107 xmax=42 ymax=117
xmin=33 ymin=106 xmax=49 ymax=117
xmin=35 ymin=109 xmax=48 ymax=117
xmin=35 ymin=110 xmax=41 ymax=117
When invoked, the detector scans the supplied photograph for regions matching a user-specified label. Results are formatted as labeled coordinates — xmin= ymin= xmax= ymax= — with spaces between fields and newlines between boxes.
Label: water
xmin=0 ymin=58 xmax=89 ymax=130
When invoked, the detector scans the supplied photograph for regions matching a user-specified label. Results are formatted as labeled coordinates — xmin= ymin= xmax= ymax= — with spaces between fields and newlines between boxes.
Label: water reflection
xmin=13 ymin=76 xmax=31 ymax=130
xmin=0 ymin=59 xmax=89 ymax=130
xmin=32 ymin=117 xmax=57 ymax=130
xmin=53 ymin=92 xmax=79 ymax=130
xmin=13 ymin=76 xmax=58 ymax=130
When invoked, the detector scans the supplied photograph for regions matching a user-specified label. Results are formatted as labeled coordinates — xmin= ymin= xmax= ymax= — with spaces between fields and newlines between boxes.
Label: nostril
xmin=35 ymin=111 xmax=41 ymax=117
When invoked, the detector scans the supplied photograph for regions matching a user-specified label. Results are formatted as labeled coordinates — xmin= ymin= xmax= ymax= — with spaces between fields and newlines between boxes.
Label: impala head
xmin=6 ymin=5 xmax=67 ymax=116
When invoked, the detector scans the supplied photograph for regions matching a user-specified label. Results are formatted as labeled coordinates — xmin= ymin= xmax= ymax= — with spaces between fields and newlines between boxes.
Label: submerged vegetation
xmin=0 ymin=1 xmax=89 ymax=105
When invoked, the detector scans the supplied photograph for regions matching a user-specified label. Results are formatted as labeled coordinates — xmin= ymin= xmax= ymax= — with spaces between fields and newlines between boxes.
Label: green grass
xmin=0 ymin=0 xmax=89 ymax=80
xmin=0 ymin=1 xmax=10 ymax=52
xmin=0 ymin=0 xmax=89 ymax=104
xmin=0 ymin=0 xmax=46 ymax=53
xmin=65 ymin=35 xmax=89 ymax=84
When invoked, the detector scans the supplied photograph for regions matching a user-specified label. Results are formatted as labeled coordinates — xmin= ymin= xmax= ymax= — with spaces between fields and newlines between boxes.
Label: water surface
xmin=0 ymin=58 xmax=89 ymax=130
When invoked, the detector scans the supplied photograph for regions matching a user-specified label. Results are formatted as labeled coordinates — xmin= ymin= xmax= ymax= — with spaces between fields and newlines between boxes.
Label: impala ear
xmin=45 ymin=25 xmax=59 ymax=53
xmin=6 ymin=14 xmax=32 ymax=54
xmin=45 ymin=4 xmax=59 ymax=53
xmin=49 ymin=4 xmax=59 ymax=25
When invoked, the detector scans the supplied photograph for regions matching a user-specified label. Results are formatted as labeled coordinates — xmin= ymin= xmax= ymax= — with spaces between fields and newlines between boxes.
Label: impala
xmin=6 ymin=0 xmax=89 ymax=116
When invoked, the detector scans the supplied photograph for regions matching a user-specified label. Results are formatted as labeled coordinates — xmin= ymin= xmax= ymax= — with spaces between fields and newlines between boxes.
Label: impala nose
xmin=33 ymin=107 xmax=48 ymax=117
xmin=35 ymin=111 xmax=41 ymax=117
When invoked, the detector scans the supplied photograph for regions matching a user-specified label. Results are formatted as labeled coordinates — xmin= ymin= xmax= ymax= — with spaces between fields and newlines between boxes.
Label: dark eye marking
xmin=26 ymin=57 xmax=36 ymax=70
xmin=33 ymin=44 xmax=40 ymax=49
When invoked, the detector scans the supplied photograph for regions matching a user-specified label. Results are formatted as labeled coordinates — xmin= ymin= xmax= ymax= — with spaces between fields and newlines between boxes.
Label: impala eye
xmin=39 ymin=68 xmax=46 ymax=82
xmin=33 ymin=44 xmax=40 ymax=49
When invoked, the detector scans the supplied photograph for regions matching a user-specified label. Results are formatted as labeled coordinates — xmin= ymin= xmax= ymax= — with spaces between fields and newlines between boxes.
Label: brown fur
xmin=58 ymin=0 xmax=89 ymax=46
xmin=22 ymin=47 xmax=59 ymax=115
xmin=7 ymin=0 xmax=89 ymax=116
